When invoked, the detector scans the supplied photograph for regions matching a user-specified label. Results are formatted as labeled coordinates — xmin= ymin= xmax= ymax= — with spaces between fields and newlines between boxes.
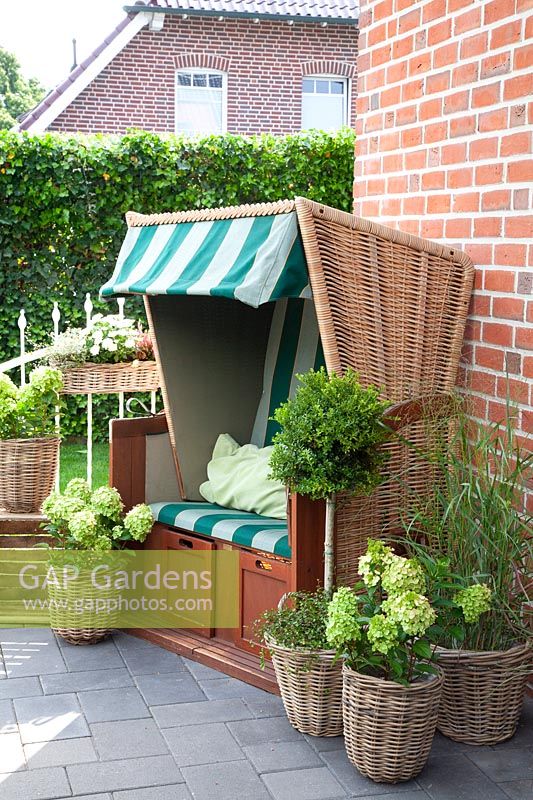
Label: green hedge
xmin=0 ymin=128 xmax=355 ymax=438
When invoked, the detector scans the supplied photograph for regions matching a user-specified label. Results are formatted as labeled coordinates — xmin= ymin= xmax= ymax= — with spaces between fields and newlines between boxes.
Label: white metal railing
xmin=0 ymin=294 xmax=158 ymax=489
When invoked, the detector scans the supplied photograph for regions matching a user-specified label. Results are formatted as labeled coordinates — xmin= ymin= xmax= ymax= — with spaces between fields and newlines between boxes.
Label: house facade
xmin=18 ymin=1 xmax=359 ymax=135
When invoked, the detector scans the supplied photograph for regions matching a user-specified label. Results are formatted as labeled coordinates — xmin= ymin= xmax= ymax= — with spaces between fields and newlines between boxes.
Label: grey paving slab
xmin=163 ymin=721 xmax=245 ymax=766
xmin=90 ymin=718 xmax=169 ymax=760
xmin=244 ymin=693 xmax=287 ymax=717
xmin=113 ymin=633 xmax=184 ymax=675
xmin=499 ymin=780 xmax=533 ymax=800
xmin=0 ymin=733 xmax=26 ymax=773
xmin=182 ymin=760 xmax=271 ymax=800
xmin=67 ymin=754 xmax=183 ymax=794
xmin=320 ymin=748 xmax=420 ymax=796
xmin=56 ymin=796 xmax=110 ymax=800
xmin=183 ymin=659 xmax=225 ymax=681
xmin=467 ymin=748 xmax=533 ymax=784
xmin=418 ymin=754 xmax=510 ymax=800
xmin=0 ymin=676 xmax=42 ymax=700
xmin=244 ymin=739 xmax=322 ymax=772
xmin=77 ymin=685 xmax=149 ymax=722
xmin=56 ymin=634 xmax=125 ymax=671
xmin=41 ymin=666 xmax=134 ymax=694
xmin=0 ymin=765 xmax=70 ymax=800
xmin=14 ymin=692 xmax=89 ymax=744
xmin=198 ymin=675 xmax=273 ymax=700
xmin=365 ymin=794 xmax=430 ymax=800
xmin=151 ymin=697 xmax=252 ymax=728
xmin=0 ymin=629 xmax=66 ymax=678
xmin=304 ymin=733 xmax=345 ymax=752
xmin=135 ymin=671 xmax=205 ymax=706
xmin=113 ymin=787 xmax=192 ymax=800
xmin=0 ymin=698 xmax=17 ymax=733
xmin=24 ymin=736 xmax=98 ymax=768
xmin=262 ymin=765 xmax=347 ymax=800
xmin=228 ymin=715 xmax=302 ymax=746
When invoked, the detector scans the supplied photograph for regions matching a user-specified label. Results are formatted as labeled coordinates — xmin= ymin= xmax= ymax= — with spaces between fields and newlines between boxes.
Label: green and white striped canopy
xmin=100 ymin=211 xmax=310 ymax=308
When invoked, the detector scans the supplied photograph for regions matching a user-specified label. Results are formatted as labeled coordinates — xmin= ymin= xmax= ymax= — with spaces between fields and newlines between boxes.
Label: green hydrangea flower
xmin=455 ymin=583 xmax=492 ymax=623
xmin=0 ymin=373 xmax=17 ymax=401
xmin=27 ymin=366 xmax=63 ymax=395
xmin=367 ymin=614 xmax=400 ymax=654
xmin=42 ymin=494 xmax=87 ymax=528
xmin=111 ymin=525 xmax=125 ymax=540
xmin=91 ymin=486 xmax=124 ymax=521
xmin=358 ymin=539 xmax=395 ymax=587
xmin=326 ymin=587 xmax=361 ymax=649
xmin=64 ymin=478 xmax=92 ymax=503
xmin=124 ymin=504 xmax=153 ymax=542
xmin=381 ymin=555 xmax=426 ymax=596
xmin=68 ymin=509 xmax=99 ymax=545
xmin=382 ymin=591 xmax=436 ymax=637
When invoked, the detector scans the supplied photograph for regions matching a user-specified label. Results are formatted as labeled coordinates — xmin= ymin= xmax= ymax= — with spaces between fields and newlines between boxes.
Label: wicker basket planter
xmin=48 ymin=566 xmax=119 ymax=645
xmin=342 ymin=664 xmax=443 ymax=783
xmin=0 ymin=437 xmax=59 ymax=513
xmin=436 ymin=642 xmax=532 ymax=745
xmin=267 ymin=636 xmax=343 ymax=736
xmin=61 ymin=360 xmax=159 ymax=395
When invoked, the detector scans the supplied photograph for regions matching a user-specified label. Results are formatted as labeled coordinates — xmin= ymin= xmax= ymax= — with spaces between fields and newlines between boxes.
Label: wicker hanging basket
xmin=0 ymin=437 xmax=59 ymax=513
xmin=342 ymin=664 xmax=443 ymax=784
xmin=436 ymin=642 xmax=532 ymax=744
xmin=61 ymin=360 xmax=159 ymax=395
xmin=266 ymin=635 xmax=343 ymax=736
xmin=48 ymin=566 xmax=119 ymax=645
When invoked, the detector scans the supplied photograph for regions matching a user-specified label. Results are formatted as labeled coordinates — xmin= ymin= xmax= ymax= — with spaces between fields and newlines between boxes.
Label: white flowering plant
xmin=42 ymin=480 xmax=153 ymax=551
xmin=48 ymin=314 xmax=154 ymax=368
xmin=326 ymin=540 xmax=493 ymax=685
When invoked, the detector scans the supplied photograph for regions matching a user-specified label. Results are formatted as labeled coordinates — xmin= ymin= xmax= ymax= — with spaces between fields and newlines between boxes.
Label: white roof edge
xmin=17 ymin=13 xmax=150 ymax=134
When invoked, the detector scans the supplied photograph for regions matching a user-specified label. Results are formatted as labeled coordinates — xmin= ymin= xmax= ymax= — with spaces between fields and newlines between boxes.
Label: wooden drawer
xmin=237 ymin=550 xmax=290 ymax=653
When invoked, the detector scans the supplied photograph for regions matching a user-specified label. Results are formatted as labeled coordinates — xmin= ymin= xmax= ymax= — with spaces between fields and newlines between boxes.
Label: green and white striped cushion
xmin=251 ymin=297 xmax=325 ymax=447
xmin=150 ymin=501 xmax=290 ymax=559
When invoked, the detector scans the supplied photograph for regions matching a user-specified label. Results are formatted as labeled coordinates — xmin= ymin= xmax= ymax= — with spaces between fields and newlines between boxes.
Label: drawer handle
xmin=255 ymin=559 xmax=272 ymax=571
xmin=179 ymin=538 xmax=193 ymax=549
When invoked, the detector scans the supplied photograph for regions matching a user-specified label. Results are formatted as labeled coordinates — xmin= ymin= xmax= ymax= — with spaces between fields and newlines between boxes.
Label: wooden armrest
xmin=383 ymin=392 xmax=459 ymax=432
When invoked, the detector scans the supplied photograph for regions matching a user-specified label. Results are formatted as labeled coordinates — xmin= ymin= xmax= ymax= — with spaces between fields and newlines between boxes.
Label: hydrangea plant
xmin=0 ymin=367 xmax=62 ymax=440
xmin=48 ymin=314 xmax=154 ymax=368
xmin=326 ymin=541 xmax=493 ymax=685
xmin=42 ymin=480 xmax=153 ymax=551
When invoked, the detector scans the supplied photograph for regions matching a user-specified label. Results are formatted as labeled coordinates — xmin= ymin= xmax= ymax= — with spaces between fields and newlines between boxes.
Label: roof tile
xmin=143 ymin=0 xmax=358 ymax=21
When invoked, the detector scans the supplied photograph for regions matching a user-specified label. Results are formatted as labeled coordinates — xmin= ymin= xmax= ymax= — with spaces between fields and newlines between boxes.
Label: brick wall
xmin=49 ymin=15 xmax=358 ymax=135
xmin=354 ymin=0 xmax=532 ymax=486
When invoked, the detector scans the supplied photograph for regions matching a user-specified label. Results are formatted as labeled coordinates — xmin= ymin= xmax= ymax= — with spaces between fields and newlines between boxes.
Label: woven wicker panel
xmin=48 ymin=569 xmax=119 ymax=645
xmin=436 ymin=643 xmax=532 ymax=744
xmin=267 ymin=638 xmax=343 ymax=736
xmin=295 ymin=199 xmax=474 ymax=584
xmin=343 ymin=665 xmax=443 ymax=783
xmin=0 ymin=437 xmax=59 ymax=513
xmin=61 ymin=361 xmax=160 ymax=395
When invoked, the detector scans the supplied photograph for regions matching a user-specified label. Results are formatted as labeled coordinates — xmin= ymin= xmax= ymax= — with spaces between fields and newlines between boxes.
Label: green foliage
xmin=0 ymin=128 xmax=355 ymax=438
xmin=255 ymin=590 xmax=330 ymax=653
xmin=0 ymin=367 xmax=62 ymax=439
xmin=403 ymin=408 xmax=533 ymax=651
xmin=269 ymin=368 xmax=390 ymax=500
xmin=42 ymin=480 xmax=153 ymax=551
xmin=0 ymin=48 xmax=45 ymax=130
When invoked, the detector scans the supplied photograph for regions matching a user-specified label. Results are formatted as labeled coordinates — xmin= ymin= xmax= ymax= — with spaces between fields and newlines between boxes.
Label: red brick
xmin=481 ymin=190 xmax=511 ymax=211
xmin=474 ymin=217 xmax=502 ymax=237
xmin=402 ymin=79 xmax=424 ymax=101
xmin=504 ymin=74 xmax=533 ymax=101
xmin=483 ymin=322 xmax=513 ymax=346
xmin=404 ymin=149 xmax=427 ymax=169
xmin=481 ymin=52 xmax=511 ymax=80
xmin=403 ymin=196 xmax=425 ymax=215
xmin=442 ymin=142 xmax=467 ymax=164
xmin=419 ymin=98 xmax=442 ymax=120
xmin=491 ymin=21 xmax=522 ymax=50
xmin=453 ymin=192 xmax=479 ymax=212
xmin=373 ymin=0 xmax=393 ymax=21
xmin=484 ymin=0 xmax=516 ymax=24
xmin=460 ymin=32 xmax=488 ymax=59
xmin=475 ymin=345 xmax=504 ymax=370
xmin=409 ymin=52 xmax=432 ymax=76
xmin=514 ymin=45 xmax=533 ymax=72
xmin=425 ymin=121 xmax=448 ymax=143
xmin=372 ymin=43 xmax=392 ymax=67
xmin=505 ymin=216 xmax=533 ymax=238
xmin=381 ymin=85 xmax=401 ymax=107
xmin=396 ymin=105 xmax=417 ymax=126
xmin=427 ymin=194 xmax=451 ymax=213
xmin=454 ymin=7 xmax=481 ymax=35
xmin=448 ymin=167 xmax=473 ymax=188
xmin=510 ymin=103 xmax=527 ymax=128
xmin=508 ymin=160 xmax=533 ymax=182
xmin=450 ymin=115 xmax=476 ymax=137
xmin=524 ymin=356 xmax=533 ymax=379
xmin=478 ymin=108 xmax=508 ymax=133
xmin=494 ymin=244 xmax=527 ymax=267
xmin=488 ymin=400 xmax=508 ymax=425
xmin=464 ymin=319 xmax=482 ymax=342
xmin=398 ymin=8 xmax=420 ymax=33
xmin=387 ymin=61 xmax=408 ymax=83
xmin=493 ymin=297 xmax=525 ymax=321
xmin=420 ymin=219 xmax=444 ymax=238
xmin=475 ymin=163 xmax=504 ymax=185
xmin=428 ymin=19 xmax=452 ymax=46
xmin=382 ymin=153 xmax=403 ymax=171
xmin=422 ymin=171 xmax=445 ymax=190
xmin=516 ymin=327 xmax=533 ymax=350
xmin=422 ymin=0 xmax=446 ymax=22
xmin=469 ymin=294 xmax=491 ymax=316
xmin=472 ymin=82 xmax=501 ymax=108
xmin=452 ymin=62 xmax=479 ymax=87
xmin=444 ymin=91 xmax=469 ymax=114
xmin=446 ymin=218 xmax=472 ymax=238
xmin=527 ymin=302 xmax=533 ymax=325
xmin=401 ymin=127 xmax=422 ymax=147
xmin=469 ymin=137 xmax=499 ymax=159
xmin=381 ymin=198 xmax=402 ymax=216
xmin=470 ymin=370 xmax=497 ymax=395
xmin=484 ymin=270 xmax=516 ymax=292
xmin=513 ymin=188 xmax=530 ymax=210
xmin=433 ymin=44 xmax=458 ymax=70
xmin=388 ymin=176 xmax=409 ymax=193
xmin=392 ymin=35 xmax=414 ymax=59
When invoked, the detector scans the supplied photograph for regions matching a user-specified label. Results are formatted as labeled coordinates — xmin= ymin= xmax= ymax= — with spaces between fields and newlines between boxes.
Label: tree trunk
xmin=324 ymin=493 xmax=336 ymax=596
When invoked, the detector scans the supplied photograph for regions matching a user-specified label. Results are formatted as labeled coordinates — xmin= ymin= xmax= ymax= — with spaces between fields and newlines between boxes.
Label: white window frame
xmin=301 ymin=74 xmax=350 ymax=131
xmin=175 ymin=67 xmax=228 ymax=136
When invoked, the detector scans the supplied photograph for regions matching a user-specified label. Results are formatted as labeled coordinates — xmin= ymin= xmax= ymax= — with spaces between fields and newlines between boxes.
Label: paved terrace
xmin=0 ymin=629 xmax=531 ymax=800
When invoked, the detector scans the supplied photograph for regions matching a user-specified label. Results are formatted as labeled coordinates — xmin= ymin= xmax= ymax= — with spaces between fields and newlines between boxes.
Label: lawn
xmin=60 ymin=442 xmax=109 ymax=490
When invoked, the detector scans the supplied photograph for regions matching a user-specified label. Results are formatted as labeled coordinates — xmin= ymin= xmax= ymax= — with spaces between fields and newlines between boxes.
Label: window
xmin=301 ymin=77 xmax=348 ymax=131
xmin=176 ymin=69 xmax=226 ymax=135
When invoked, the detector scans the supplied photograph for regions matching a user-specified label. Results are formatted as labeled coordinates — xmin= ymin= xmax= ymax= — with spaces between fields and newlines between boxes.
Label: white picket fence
xmin=0 ymin=293 xmax=158 ymax=490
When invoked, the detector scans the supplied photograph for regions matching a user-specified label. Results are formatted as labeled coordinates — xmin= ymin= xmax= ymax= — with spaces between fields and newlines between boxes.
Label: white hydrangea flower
xmin=102 ymin=338 xmax=116 ymax=351
xmin=90 ymin=344 xmax=100 ymax=356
